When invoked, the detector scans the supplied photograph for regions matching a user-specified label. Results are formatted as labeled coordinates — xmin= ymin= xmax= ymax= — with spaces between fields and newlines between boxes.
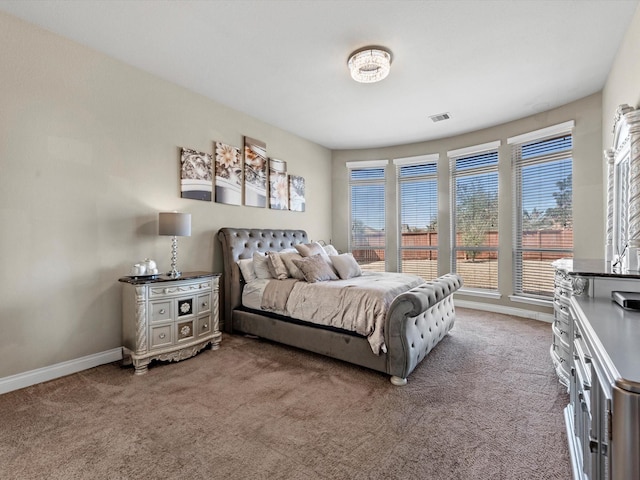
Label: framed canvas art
xmin=180 ymin=147 xmax=212 ymax=201
xmin=244 ymin=137 xmax=267 ymax=208
xmin=214 ymin=141 xmax=242 ymax=206
xmin=289 ymin=175 xmax=305 ymax=212
xmin=269 ymin=158 xmax=288 ymax=210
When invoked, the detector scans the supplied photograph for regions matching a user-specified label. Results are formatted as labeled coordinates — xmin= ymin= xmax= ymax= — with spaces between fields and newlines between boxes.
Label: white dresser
xmin=119 ymin=272 xmax=221 ymax=375
xmin=552 ymin=259 xmax=640 ymax=480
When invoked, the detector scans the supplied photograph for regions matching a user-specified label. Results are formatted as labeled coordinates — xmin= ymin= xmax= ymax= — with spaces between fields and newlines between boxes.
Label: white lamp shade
xmin=158 ymin=212 xmax=191 ymax=237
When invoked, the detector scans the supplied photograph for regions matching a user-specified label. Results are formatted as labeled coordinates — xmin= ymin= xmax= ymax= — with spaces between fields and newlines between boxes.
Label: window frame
xmin=448 ymin=141 xmax=501 ymax=295
xmin=394 ymin=154 xmax=439 ymax=279
xmin=509 ymin=121 xmax=574 ymax=301
xmin=347 ymin=160 xmax=388 ymax=272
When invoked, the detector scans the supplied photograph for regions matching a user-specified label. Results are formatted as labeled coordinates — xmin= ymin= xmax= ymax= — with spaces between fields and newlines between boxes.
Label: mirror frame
xmin=605 ymin=104 xmax=640 ymax=270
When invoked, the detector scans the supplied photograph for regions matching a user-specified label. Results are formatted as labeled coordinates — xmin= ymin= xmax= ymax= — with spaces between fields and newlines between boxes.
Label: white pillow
xmin=237 ymin=258 xmax=257 ymax=283
xmin=323 ymin=244 xmax=340 ymax=257
xmin=329 ymin=253 xmax=362 ymax=280
xmin=252 ymin=251 xmax=273 ymax=279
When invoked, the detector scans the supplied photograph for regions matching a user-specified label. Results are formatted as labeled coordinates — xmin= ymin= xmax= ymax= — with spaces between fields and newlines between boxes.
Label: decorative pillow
xmin=293 ymin=254 xmax=338 ymax=283
xmin=323 ymin=244 xmax=340 ymax=257
xmin=252 ymin=251 xmax=273 ymax=279
xmin=295 ymin=242 xmax=332 ymax=265
xmin=330 ymin=253 xmax=362 ymax=280
xmin=266 ymin=252 xmax=289 ymax=280
xmin=237 ymin=258 xmax=257 ymax=283
xmin=279 ymin=251 xmax=305 ymax=279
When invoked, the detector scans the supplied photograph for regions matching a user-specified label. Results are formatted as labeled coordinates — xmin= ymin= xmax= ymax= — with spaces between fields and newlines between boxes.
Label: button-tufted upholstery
xmin=386 ymin=274 xmax=463 ymax=381
xmin=217 ymin=228 xmax=308 ymax=332
xmin=217 ymin=227 xmax=463 ymax=385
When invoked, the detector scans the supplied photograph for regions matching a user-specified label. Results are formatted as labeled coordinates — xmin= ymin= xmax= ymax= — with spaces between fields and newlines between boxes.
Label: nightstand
xmin=119 ymin=272 xmax=221 ymax=375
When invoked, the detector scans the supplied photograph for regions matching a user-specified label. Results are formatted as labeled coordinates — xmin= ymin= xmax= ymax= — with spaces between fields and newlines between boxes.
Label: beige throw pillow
xmin=292 ymin=254 xmax=338 ymax=283
xmin=279 ymin=252 xmax=305 ymax=279
xmin=329 ymin=253 xmax=362 ymax=280
xmin=295 ymin=242 xmax=332 ymax=265
xmin=266 ymin=252 xmax=289 ymax=280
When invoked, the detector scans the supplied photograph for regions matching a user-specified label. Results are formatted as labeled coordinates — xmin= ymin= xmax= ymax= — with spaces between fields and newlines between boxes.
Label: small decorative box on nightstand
xmin=118 ymin=272 xmax=221 ymax=375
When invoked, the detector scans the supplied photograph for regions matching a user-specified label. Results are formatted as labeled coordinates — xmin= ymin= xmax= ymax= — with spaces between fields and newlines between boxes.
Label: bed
xmin=217 ymin=227 xmax=462 ymax=385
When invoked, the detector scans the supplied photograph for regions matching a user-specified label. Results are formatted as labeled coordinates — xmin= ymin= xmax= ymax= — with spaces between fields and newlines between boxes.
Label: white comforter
xmin=242 ymin=272 xmax=424 ymax=354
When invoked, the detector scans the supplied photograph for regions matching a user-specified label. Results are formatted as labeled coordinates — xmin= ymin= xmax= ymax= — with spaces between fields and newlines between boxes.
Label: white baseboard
xmin=0 ymin=347 xmax=123 ymax=395
xmin=455 ymin=299 xmax=554 ymax=323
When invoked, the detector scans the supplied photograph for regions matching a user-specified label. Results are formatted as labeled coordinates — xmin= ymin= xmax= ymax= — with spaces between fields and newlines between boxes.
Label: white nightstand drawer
xmin=150 ymin=301 xmax=172 ymax=323
xmin=150 ymin=324 xmax=173 ymax=348
xmin=177 ymin=297 xmax=194 ymax=318
xmin=198 ymin=293 xmax=210 ymax=313
xmin=197 ymin=315 xmax=212 ymax=337
xmin=176 ymin=319 xmax=195 ymax=341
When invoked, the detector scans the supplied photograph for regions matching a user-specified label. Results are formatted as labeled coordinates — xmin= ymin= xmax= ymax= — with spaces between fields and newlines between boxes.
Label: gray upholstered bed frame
xmin=217 ymin=227 xmax=462 ymax=385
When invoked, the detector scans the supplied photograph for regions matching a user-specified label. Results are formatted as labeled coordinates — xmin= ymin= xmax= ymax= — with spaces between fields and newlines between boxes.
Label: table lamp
xmin=158 ymin=212 xmax=191 ymax=278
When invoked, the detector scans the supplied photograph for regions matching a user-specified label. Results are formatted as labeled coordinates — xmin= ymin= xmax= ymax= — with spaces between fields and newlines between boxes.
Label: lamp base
xmin=167 ymin=236 xmax=181 ymax=278
xmin=166 ymin=269 xmax=182 ymax=279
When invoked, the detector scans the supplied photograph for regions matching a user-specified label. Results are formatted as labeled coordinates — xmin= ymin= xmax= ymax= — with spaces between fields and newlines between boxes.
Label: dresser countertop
xmin=552 ymin=258 xmax=640 ymax=279
xmin=573 ymin=295 xmax=640 ymax=394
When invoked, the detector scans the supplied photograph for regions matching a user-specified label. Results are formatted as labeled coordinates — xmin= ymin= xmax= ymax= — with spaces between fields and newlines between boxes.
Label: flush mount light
xmin=347 ymin=46 xmax=392 ymax=83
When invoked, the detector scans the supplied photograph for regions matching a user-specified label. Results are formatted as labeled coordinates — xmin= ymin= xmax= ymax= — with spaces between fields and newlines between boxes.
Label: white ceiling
xmin=0 ymin=0 xmax=638 ymax=150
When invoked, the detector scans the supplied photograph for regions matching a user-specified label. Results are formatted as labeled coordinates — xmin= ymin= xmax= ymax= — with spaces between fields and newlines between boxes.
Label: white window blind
xmin=396 ymin=159 xmax=438 ymax=279
xmin=450 ymin=149 xmax=499 ymax=291
xmin=512 ymin=133 xmax=573 ymax=298
xmin=349 ymin=165 xmax=386 ymax=272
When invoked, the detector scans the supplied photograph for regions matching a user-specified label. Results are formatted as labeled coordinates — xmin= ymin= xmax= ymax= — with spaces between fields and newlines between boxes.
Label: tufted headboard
xmin=216 ymin=228 xmax=309 ymax=332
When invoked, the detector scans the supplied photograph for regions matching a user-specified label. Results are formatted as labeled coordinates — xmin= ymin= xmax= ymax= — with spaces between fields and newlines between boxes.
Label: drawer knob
xmin=159 ymin=309 xmax=166 ymax=315
xmin=202 ymin=302 xmax=208 ymax=307
xmin=203 ymin=324 xmax=208 ymax=329
xmin=159 ymin=333 xmax=166 ymax=339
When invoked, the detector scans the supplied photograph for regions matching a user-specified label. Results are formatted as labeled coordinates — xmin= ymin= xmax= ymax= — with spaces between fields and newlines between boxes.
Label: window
xmin=510 ymin=122 xmax=574 ymax=299
xmin=348 ymin=161 xmax=388 ymax=272
xmin=394 ymin=155 xmax=439 ymax=279
xmin=449 ymin=143 xmax=500 ymax=291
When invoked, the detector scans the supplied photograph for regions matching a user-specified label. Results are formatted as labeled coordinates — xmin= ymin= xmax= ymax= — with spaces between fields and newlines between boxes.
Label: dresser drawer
xmin=554 ymin=299 xmax=571 ymax=323
xmin=150 ymin=324 xmax=173 ymax=348
xmin=552 ymin=320 xmax=570 ymax=345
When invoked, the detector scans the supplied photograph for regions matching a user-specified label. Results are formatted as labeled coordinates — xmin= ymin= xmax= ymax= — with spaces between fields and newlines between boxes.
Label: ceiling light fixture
xmin=347 ymin=46 xmax=392 ymax=83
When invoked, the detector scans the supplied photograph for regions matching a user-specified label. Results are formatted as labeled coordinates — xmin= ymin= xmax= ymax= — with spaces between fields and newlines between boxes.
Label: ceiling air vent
xmin=429 ymin=112 xmax=451 ymax=123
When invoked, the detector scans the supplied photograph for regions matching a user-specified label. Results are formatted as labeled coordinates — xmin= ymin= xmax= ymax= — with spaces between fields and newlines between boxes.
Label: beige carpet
xmin=0 ymin=308 xmax=570 ymax=479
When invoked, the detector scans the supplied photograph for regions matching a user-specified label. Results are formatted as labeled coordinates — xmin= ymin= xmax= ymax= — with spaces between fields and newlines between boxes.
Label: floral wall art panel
xmin=214 ymin=141 xmax=243 ymax=206
xmin=243 ymin=136 xmax=267 ymax=208
xmin=289 ymin=175 xmax=306 ymax=212
xmin=269 ymin=158 xmax=288 ymax=210
xmin=180 ymin=147 xmax=212 ymax=201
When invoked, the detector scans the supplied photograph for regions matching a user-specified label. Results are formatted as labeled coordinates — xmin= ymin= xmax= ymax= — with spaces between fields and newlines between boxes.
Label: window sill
xmin=509 ymin=295 xmax=552 ymax=308
xmin=456 ymin=288 xmax=502 ymax=299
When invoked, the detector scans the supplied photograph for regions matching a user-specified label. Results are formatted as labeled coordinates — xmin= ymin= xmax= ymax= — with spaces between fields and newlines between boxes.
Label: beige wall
xmin=0 ymin=12 xmax=332 ymax=378
xmin=332 ymin=93 xmax=603 ymax=314
xmin=603 ymin=4 xmax=640 ymax=146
